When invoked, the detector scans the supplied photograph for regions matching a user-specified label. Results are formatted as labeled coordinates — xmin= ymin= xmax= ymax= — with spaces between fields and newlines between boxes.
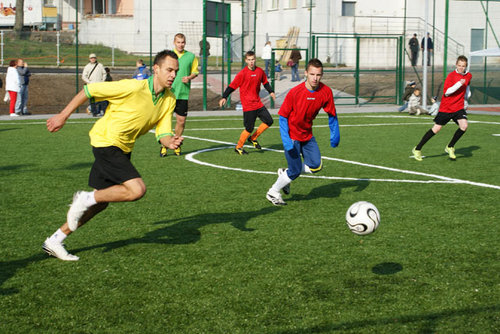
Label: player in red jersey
xmin=266 ymin=58 xmax=340 ymax=206
xmin=412 ymin=55 xmax=472 ymax=161
xmin=219 ymin=51 xmax=276 ymax=155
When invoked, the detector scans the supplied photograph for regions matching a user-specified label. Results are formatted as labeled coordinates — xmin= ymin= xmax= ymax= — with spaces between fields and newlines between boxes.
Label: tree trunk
xmin=13 ymin=0 xmax=24 ymax=35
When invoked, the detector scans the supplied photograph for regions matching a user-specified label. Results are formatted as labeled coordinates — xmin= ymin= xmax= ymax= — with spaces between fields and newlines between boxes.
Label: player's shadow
xmin=0 ymin=206 xmax=279 ymax=295
xmin=0 ymin=163 xmax=35 ymax=172
xmin=75 ymin=206 xmax=279 ymax=254
xmin=0 ymin=127 xmax=20 ymax=133
xmin=0 ymin=253 xmax=47 ymax=296
xmin=424 ymin=145 xmax=480 ymax=160
xmin=64 ymin=162 xmax=93 ymax=170
xmin=288 ymin=180 xmax=369 ymax=202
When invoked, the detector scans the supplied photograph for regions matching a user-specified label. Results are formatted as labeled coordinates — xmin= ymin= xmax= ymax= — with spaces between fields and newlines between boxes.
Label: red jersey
xmin=278 ymin=82 xmax=336 ymax=142
xmin=439 ymin=70 xmax=472 ymax=113
xmin=229 ymin=66 xmax=268 ymax=111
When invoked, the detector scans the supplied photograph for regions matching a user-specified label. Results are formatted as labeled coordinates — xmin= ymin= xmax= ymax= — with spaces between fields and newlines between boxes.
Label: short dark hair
xmin=137 ymin=59 xmax=144 ymax=65
xmin=245 ymin=51 xmax=256 ymax=58
xmin=9 ymin=59 xmax=16 ymax=67
xmin=456 ymin=55 xmax=468 ymax=65
xmin=306 ymin=58 xmax=323 ymax=71
xmin=154 ymin=49 xmax=178 ymax=66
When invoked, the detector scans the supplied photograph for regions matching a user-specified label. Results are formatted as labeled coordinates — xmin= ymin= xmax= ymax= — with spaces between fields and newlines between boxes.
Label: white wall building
xmin=55 ymin=0 xmax=499 ymax=66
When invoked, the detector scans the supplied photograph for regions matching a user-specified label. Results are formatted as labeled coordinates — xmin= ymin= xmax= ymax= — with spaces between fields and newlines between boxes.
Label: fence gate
xmin=311 ymin=33 xmax=405 ymax=105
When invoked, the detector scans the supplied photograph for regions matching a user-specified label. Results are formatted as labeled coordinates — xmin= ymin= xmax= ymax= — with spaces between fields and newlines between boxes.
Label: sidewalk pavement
xmin=1 ymin=104 xmax=498 ymax=121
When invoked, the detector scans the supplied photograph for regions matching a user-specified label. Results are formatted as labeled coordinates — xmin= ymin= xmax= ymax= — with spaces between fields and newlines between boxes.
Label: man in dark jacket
xmin=15 ymin=58 xmax=31 ymax=115
xmin=409 ymin=34 xmax=419 ymax=66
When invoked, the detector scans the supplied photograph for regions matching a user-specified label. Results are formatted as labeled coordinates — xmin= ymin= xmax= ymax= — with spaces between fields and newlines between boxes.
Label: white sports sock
xmin=302 ymin=164 xmax=312 ymax=174
xmin=83 ymin=191 xmax=97 ymax=207
xmin=271 ymin=171 xmax=292 ymax=193
xmin=49 ymin=228 xmax=68 ymax=244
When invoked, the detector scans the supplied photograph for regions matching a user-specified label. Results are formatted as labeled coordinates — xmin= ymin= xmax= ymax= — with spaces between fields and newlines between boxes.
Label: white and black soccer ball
xmin=345 ymin=201 xmax=380 ymax=235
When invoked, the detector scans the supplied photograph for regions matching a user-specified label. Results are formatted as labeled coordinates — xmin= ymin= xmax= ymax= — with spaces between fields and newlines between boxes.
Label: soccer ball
xmin=345 ymin=201 xmax=380 ymax=235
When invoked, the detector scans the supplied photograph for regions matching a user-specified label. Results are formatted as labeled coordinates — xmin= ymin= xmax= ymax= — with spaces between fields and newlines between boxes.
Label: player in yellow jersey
xmin=42 ymin=50 xmax=183 ymax=261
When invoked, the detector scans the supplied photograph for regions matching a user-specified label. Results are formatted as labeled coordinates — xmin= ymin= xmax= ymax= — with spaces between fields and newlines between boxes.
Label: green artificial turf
xmin=0 ymin=113 xmax=499 ymax=333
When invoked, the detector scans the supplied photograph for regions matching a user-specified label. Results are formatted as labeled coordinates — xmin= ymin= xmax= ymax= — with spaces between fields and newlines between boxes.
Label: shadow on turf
xmin=422 ymin=145 xmax=480 ymax=160
xmin=275 ymin=304 xmax=500 ymax=334
xmin=0 ymin=164 xmax=35 ymax=172
xmin=287 ymin=180 xmax=369 ymax=203
xmin=75 ymin=206 xmax=280 ymax=253
xmin=0 ymin=207 xmax=279 ymax=294
xmin=372 ymin=262 xmax=403 ymax=275
xmin=0 ymin=253 xmax=47 ymax=295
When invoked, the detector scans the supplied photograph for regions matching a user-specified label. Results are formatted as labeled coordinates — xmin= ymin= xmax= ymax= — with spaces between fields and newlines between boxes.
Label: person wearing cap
xmin=82 ymin=53 xmax=107 ymax=116
xmin=398 ymin=80 xmax=416 ymax=112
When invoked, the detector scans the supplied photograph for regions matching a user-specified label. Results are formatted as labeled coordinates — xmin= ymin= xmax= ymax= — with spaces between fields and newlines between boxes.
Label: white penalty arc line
xmin=182 ymin=135 xmax=500 ymax=190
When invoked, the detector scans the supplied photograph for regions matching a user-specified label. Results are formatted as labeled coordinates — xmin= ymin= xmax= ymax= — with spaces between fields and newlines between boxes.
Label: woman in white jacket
xmin=6 ymin=59 xmax=20 ymax=116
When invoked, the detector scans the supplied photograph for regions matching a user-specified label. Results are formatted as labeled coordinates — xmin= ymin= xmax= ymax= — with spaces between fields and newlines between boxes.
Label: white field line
xmin=180 ymin=134 xmax=500 ymax=191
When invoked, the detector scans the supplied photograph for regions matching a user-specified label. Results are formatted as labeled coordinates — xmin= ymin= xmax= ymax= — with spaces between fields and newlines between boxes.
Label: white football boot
xmin=42 ymin=238 xmax=79 ymax=261
xmin=67 ymin=191 xmax=89 ymax=232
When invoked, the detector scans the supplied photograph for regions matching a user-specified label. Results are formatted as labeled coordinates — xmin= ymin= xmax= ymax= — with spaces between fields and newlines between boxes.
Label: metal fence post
xmin=1 ymin=30 xmax=4 ymax=66
xmin=271 ymin=51 xmax=275 ymax=109
xmin=56 ymin=31 xmax=60 ymax=67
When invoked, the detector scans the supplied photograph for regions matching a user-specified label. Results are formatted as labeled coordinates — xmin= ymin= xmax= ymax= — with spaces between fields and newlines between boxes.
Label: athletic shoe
xmin=174 ymin=147 xmax=181 ymax=156
xmin=248 ymin=138 xmax=262 ymax=149
xmin=160 ymin=145 xmax=167 ymax=157
xmin=42 ymin=238 xmax=79 ymax=261
xmin=278 ymin=168 xmax=290 ymax=195
xmin=445 ymin=146 xmax=456 ymax=160
xmin=266 ymin=189 xmax=287 ymax=206
xmin=234 ymin=147 xmax=249 ymax=155
xmin=412 ymin=147 xmax=423 ymax=161
xmin=9 ymin=113 xmax=19 ymax=117
xmin=67 ymin=191 xmax=89 ymax=232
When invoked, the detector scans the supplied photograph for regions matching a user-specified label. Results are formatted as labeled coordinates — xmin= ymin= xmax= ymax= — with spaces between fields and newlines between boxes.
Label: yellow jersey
xmin=84 ymin=76 xmax=176 ymax=153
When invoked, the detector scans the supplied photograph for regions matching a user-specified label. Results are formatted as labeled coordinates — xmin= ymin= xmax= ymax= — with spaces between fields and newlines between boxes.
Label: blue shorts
xmin=284 ymin=136 xmax=322 ymax=180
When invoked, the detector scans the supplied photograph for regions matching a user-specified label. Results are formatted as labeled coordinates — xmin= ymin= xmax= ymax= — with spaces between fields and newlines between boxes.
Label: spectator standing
xmin=82 ymin=53 xmax=106 ymax=116
xmin=289 ymin=45 xmax=302 ymax=82
xmin=199 ymin=40 xmax=211 ymax=74
xmin=421 ymin=33 xmax=434 ymax=66
xmin=262 ymin=41 xmax=272 ymax=78
xmin=409 ymin=33 xmax=419 ymax=66
xmin=5 ymin=59 xmax=20 ymax=117
xmin=15 ymin=58 xmax=31 ymax=115
xmin=275 ymin=61 xmax=283 ymax=81
xmin=132 ymin=59 xmax=151 ymax=80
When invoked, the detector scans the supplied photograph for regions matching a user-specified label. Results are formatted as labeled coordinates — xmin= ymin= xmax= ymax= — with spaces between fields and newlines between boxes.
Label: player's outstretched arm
xmin=159 ymin=135 xmax=184 ymax=150
xmin=47 ymin=89 xmax=88 ymax=133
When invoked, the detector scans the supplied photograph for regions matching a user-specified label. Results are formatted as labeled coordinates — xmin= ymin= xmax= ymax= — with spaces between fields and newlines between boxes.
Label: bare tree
xmin=13 ymin=0 xmax=24 ymax=34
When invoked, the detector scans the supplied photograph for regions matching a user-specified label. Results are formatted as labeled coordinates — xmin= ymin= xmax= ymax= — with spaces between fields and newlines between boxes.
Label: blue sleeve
xmin=279 ymin=116 xmax=294 ymax=151
xmin=329 ymin=114 xmax=340 ymax=148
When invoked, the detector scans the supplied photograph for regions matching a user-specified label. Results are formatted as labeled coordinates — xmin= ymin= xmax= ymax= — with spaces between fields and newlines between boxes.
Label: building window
xmin=342 ymin=1 xmax=355 ymax=16
xmin=285 ymin=0 xmax=297 ymax=9
xmin=303 ymin=0 xmax=316 ymax=7
xmin=43 ymin=0 xmax=56 ymax=6
xmin=270 ymin=0 xmax=279 ymax=10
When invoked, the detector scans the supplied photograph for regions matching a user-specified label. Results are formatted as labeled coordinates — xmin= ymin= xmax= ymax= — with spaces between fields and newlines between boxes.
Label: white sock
xmin=83 ymin=191 xmax=97 ymax=207
xmin=302 ymin=164 xmax=312 ymax=174
xmin=49 ymin=228 xmax=67 ymax=244
xmin=271 ymin=171 xmax=292 ymax=193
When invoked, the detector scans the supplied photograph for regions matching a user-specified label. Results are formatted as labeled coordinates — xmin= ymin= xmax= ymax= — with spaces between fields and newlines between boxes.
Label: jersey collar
xmin=148 ymin=75 xmax=165 ymax=105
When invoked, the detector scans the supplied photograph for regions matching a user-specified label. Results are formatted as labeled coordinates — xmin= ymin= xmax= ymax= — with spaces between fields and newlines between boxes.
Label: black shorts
xmin=174 ymin=99 xmax=189 ymax=117
xmin=89 ymin=146 xmax=141 ymax=190
xmin=434 ymin=109 xmax=467 ymax=126
xmin=243 ymin=106 xmax=274 ymax=132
